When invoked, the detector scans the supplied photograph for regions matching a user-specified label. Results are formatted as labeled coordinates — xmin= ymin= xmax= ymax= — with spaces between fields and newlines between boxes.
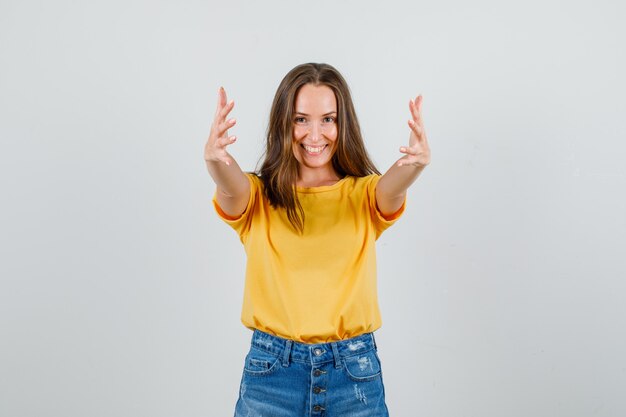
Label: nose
xmin=309 ymin=122 xmax=323 ymax=142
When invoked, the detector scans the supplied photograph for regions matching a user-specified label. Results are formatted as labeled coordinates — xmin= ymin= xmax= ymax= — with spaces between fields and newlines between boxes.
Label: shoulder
xmin=344 ymin=174 xmax=381 ymax=190
xmin=245 ymin=172 xmax=261 ymax=182
xmin=245 ymin=172 xmax=264 ymax=190
xmin=330 ymin=174 xmax=381 ymax=200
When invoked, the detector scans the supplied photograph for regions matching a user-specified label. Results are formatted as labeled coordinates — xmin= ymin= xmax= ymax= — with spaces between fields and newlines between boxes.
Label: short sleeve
xmin=212 ymin=173 xmax=260 ymax=241
xmin=366 ymin=174 xmax=406 ymax=239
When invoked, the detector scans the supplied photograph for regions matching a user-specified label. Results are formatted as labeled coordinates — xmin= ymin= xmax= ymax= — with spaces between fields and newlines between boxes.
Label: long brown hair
xmin=257 ymin=63 xmax=379 ymax=233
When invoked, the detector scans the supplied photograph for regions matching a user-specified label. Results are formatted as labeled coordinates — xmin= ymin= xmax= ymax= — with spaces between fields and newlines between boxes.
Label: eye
xmin=323 ymin=116 xmax=336 ymax=123
xmin=294 ymin=117 xmax=306 ymax=124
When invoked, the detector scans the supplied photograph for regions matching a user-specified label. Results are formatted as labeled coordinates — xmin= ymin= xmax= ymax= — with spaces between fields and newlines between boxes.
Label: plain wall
xmin=1 ymin=0 xmax=625 ymax=416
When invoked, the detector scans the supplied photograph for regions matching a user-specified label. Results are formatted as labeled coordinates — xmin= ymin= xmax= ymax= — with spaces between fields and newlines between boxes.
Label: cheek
xmin=293 ymin=126 xmax=307 ymax=140
xmin=328 ymin=125 xmax=338 ymax=142
xmin=291 ymin=140 xmax=301 ymax=157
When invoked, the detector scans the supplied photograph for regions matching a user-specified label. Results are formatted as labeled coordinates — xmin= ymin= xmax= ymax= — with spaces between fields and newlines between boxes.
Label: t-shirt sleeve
xmin=212 ymin=173 xmax=259 ymax=241
xmin=366 ymin=174 xmax=407 ymax=239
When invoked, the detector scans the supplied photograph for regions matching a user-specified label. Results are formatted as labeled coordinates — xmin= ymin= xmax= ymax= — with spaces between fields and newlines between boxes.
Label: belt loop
xmin=371 ymin=332 xmax=378 ymax=350
xmin=282 ymin=340 xmax=293 ymax=367
xmin=330 ymin=342 xmax=341 ymax=369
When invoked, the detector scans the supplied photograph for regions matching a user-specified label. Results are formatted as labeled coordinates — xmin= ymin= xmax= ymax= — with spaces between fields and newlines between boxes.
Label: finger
xmin=415 ymin=94 xmax=423 ymax=113
xmin=214 ymin=87 xmax=226 ymax=117
xmin=408 ymin=119 xmax=423 ymax=138
xmin=397 ymin=155 xmax=410 ymax=167
xmin=409 ymin=98 xmax=423 ymax=125
xmin=399 ymin=145 xmax=420 ymax=155
xmin=218 ymin=99 xmax=235 ymax=121
xmin=220 ymin=87 xmax=228 ymax=108
xmin=216 ymin=135 xmax=237 ymax=148
xmin=214 ymin=87 xmax=221 ymax=114
xmin=217 ymin=118 xmax=237 ymax=137
xmin=409 ymin=99 xmax=418 ymax=121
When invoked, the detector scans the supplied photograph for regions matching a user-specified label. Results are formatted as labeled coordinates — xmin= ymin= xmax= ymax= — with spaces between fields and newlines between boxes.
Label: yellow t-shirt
xmin=213 ymin=173 xmax=405 ymax=343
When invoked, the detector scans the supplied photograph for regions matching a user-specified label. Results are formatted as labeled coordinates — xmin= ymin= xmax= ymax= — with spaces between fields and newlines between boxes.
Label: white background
xmin=1 ymin=0 xmax=625 ymax=416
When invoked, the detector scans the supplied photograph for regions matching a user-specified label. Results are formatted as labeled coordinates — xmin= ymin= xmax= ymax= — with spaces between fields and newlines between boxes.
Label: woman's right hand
xmin=204 ymin=87 xmax=237 ymax=165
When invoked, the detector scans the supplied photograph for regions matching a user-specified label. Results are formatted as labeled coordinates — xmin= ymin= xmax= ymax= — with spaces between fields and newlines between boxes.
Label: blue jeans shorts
xmin=234 ymin=329 xmax=390 ymax=417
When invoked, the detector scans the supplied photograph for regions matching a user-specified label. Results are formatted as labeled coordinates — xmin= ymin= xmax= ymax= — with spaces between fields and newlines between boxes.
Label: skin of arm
xmin=376 ymin=163 xmax=426 ymax=216
xmin=205 ymin=158 xmax=250 ymax=217
xmin=204 ymin=87 xmax=250 ymax=217
xmin=376 ymin=94 xmax=431 ymax=216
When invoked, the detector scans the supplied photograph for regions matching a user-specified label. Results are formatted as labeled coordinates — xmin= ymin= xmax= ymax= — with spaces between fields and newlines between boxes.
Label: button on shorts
xmin=234 ymin=329 xmax=390 ymax=416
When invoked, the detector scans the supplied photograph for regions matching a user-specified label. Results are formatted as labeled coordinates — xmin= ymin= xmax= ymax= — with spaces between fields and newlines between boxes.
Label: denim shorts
xmin=234 ymin=329 xmax=390 ymax=417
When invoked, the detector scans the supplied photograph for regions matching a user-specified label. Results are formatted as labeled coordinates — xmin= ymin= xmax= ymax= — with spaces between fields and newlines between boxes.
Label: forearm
xmin=376 ymin=163 xmax=425 ymax=215
xmin=205 ymin=157 xmax=249 ymax=198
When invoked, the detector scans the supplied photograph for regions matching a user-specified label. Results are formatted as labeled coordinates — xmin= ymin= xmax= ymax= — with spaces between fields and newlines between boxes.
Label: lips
xmin=301 ymin=144 xmax=327 ymax=155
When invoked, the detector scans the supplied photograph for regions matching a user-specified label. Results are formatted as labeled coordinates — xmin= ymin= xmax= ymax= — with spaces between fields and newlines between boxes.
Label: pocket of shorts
xmin=342 ymin=349 xmax=382 ymax=382
xmin=242 ymin=347 xmax=281 ymax=376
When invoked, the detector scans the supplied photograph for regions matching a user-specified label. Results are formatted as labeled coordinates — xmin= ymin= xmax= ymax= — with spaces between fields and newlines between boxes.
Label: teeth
xmin=304 ymin=145 xmax=325 ymax=154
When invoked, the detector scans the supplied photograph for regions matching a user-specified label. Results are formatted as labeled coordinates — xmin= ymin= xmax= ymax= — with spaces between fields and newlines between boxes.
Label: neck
xmin=296 ymin=167 xmax=341 ymax=187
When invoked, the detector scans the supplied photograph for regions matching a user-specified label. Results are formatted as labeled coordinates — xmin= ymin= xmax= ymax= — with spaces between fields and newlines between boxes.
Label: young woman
xmin=205 ymin=63 xmax=430 ymax=417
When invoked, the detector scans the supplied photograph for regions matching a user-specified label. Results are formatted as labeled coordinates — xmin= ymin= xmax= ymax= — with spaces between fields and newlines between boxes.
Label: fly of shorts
xmin=234 ymin=329 xmax=390 ymax=417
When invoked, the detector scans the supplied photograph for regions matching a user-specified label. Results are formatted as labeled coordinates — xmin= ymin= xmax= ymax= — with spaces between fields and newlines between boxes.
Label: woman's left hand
xmin=398 ymin=94 xmax=431 ymax=167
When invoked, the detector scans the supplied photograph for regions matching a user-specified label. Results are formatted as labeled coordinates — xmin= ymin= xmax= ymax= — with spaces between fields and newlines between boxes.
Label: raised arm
xmin=204 ymin=87 xmax=250 ymax=217
xmin=376 ymin=94 xmax=431 ymax=216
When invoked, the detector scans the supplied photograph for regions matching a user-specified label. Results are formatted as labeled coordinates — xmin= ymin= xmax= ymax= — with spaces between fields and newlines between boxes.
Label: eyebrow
xmin=294 ymin=111 xmax=337 ymax=116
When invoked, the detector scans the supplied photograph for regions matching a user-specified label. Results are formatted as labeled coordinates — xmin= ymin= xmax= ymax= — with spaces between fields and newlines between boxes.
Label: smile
xmin=302 ymin=144 xmax=327 ymax=155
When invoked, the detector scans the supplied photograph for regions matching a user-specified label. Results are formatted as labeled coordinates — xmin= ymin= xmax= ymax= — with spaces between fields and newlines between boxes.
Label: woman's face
xmin=291 ymin=83 xmax=338 ymax=175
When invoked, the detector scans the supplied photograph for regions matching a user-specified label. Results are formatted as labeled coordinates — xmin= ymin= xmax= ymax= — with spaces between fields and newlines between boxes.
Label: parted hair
xmin=257 ymin=63 xmax=379 ymax=233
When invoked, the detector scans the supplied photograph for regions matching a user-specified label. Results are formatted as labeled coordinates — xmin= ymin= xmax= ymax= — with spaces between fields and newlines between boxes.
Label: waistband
xmin=250 ymin=329 xmax=378 ymax=368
